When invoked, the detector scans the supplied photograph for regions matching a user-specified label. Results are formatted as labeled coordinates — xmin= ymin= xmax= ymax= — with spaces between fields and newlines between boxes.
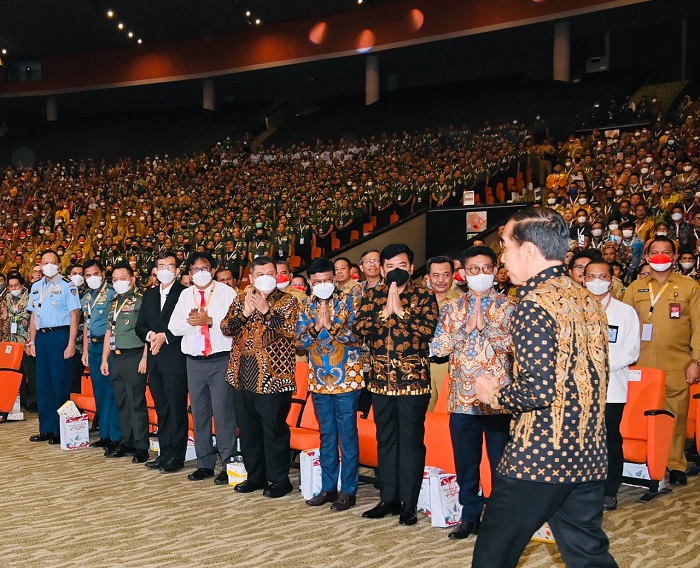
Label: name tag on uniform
xmin=192 ymin=334 xmax=206 ymax=353
xmin=608 ymin=325 xmax=618 ymax=343
xmin=642 ymin=323 xmax=653 ymax=341
xmin=10 ymin=322 xmax=17 ymax=334
xmin=669 ymin=303 xmax=681 ymax=319
xmin=299 ymin=237 xmax=304 ymax=244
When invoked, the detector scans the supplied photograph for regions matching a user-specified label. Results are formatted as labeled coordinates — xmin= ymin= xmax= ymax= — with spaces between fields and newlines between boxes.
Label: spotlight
xmin=106 ymin=9 xmax=114 ymax=18
xmin=117 ymin=22 xmax=124 ymax=30
xmin=255 ymin=18 xmax=261 ymax=25
xmin=137 ymin=38 xmax=142 ymax=44
xmin=128 ymin=31 xmax=134 ymax=38
xmin=357 ymin=0 xmax=363 ymax=4
xmin=245 ymin=10 xmax=251 ymax=16
xmin=1 ymin=49 xmax=6 ymax=55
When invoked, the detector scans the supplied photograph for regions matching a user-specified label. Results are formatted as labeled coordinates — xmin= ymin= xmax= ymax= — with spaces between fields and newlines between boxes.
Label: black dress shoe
xmin=362 ymin=500 xmax=402 ymax=519
xmin=187 ymin=468 xmax=215 ymax=481
xmin=234 ymin=479 xmax=268 ymax=493
xmin=306 ymin=490 xmax=338 ymax=507
xmin=686 ymin=462 xmax=700 ymax=476
xmin=29 ymin=433 xmax=53 ymax=442
xmin=90 ymin=438 xmax=111 ymax=448
xmin=330 ymin=492 xmax=356 ymax=511
xmin=263 ymin=481 xmax=293 ymax=498
xmin=144 ymin=456 xmax=164 ymax=469
xmin=602 ymin=496 xmax=617 ymax=511
xmin=48 ymin=435 xmax=61 ymax=445
xmin=399 ymin=512 xmax=418 ymax=526
xmin=104 ymin=440 xmax=122 ymax=455
xmin=159 ymin=457 xmax=185 ymax=473
xmin=105 ymin=444 xmax=135 ymax=458
xmin=214 ymin=469 xmax=229 ymax=485
xmin=669 ymin=470 xmax=688 ymax=486
xmin=132 ymin=450 xmax=149 ymax=463
xmin=448 ymin=518 xmax=480 ymax=539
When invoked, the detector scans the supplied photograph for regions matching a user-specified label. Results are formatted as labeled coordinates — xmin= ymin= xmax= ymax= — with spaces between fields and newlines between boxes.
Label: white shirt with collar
xmin=168 ymin=281 xmax=236 ymax=356
xmin=604 ymin=294 xmax=641 ymax=403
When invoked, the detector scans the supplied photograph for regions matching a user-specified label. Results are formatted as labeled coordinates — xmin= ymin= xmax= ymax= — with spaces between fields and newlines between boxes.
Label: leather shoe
xmin=362 ymin=500 xmax=402 ymax=519
xmin=159 ymin=457 xmax=184 ymax=473
xmin=90 ymin=438 xmax=111 ymax=448
xmin=603 ymin=496 xmax=617 ymax=511
xmin=104 ymin=440 xmax=121 ymax=454
xmin=399 ymin=511 xmax=418 ymax=526
xmin=669 ymin=470 xmax=688 ymax=486
xmin=187 ymin=468 xmax=215 ymax=481
xmin=306 ymin=490 xmax=338 ymax=507
xmin=330 ymin=492 xmax=356 ymax=511
xmin=686 ymin=462 xmax=700 ymax=476
xmin=144 ymin=456 xmax=164 ymax=470
xmin=48 ymin=435 xmax=61 ymax=445
xmin=105 ymin=444 xmax=135 ymax=458
xmin=263 ymin=481 xmax=294 ymax=498
xmin=448 ymin=518 xmax=480 ymax=539
xmin=132 ymin=450 xmax=149 ymax=463
xmin=214 ymin=469 xmax=229 ymax=485
xmin=29 ymin=433 xmax=53 ymax=442
xmin=234 ymin=479 xmax=268 ymax=493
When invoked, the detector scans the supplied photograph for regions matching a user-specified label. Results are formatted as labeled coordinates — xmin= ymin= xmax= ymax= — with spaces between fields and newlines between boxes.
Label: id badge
xmin=669 ymin=303 xmax=681 ymax=319
xmin=299 ymin=237 xmax=304 ymax=245
xmin=608 ymin=325 xmax=618 ymax=343
xmin=10 ymin=322 xmax=17 ymax=335
xmin=642 ymin=323 xmax=653 ymax=341
xmin=109 ymin=334 xmax=116 ymax=351
xmin=578 ymin=234 xmax=585 ymax=248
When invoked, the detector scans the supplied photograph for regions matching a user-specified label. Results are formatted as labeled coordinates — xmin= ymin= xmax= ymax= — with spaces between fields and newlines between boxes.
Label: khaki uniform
xmin=623 ymin=272 xmax=700 ymax=471
xmin=611 ymin=277 xmax=625 ymax=301
xmin=429 ymin=287 xmax=462 ymax=412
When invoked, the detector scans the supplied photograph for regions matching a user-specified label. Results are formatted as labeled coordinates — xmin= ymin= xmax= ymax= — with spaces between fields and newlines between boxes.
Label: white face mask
xmin=608 ymin=223 xmax=619 ymax=231
xmin=671 ymin=213 xmax=683 ymax=222
xmin=253 ymin=274 xmax=277 ymax=294
xmin=622 ymin=229 xmax=634 ymax=239
xmin=10 ymin=289 xmax=22 ymax=298
xmin=644 ymin=185 xmax=653 ymax=192
xmin=577 ymin=216 xmax=588 ymax=224
xmin=665 ymin=171 xmax=673 ymax=177
xmin=42 ymin=263 xmax=59 ymax=278
xmin=547 ymin=198 xmax=557 ymax=205
xmin=656 ymin=231 xmax=667 ymax=237
xmin=192 ymin=270 xmax=213 ymax=288
xmin=157 ymin=269 xmax=175 ymax=285
xmin=579 ymin=198 xmax=588 ymax=205
xmin=113 ymin=280 xmax=132 ymax=295
xmin=466 ymin=273 xmax=494 ymax=293
xmin=645 ymin=157 xmax=653 ymax=163
xmin=681 ymin=261 xmax=695 ymax=270
xmin=86 ymin=275 xmax=103 ymax=289
xmin=591 ymin=229 xmax=603 ymax=237
xmin=585 ymin=279 xmax=611 ymax=296
xmin=312 ymin=282 xmax=335 ymax=300
xmin=649 ymin=261 xmax=672 ymax=272
xmin=640 ymin=168 xmax=649 ymax=175
xmin=684 ymin=166 xmax=693 ymax=172
xmin=615 ymin=189 xmax=624 ymax=196
xmin=70 ymin=274 xmax=85 ymax=287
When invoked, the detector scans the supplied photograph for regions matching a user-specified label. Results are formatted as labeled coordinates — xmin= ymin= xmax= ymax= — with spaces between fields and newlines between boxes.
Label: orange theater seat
xmin=0 ymin=342 xmax=25 ymax=421
xmin=290 ymin=395 xmax=321 ymax=452
xmin=289 ymin=255 xmax=302 ymax=269
xmin=389 ymin=213 xmax=399 ymax=224
xmin=362 ymin=222 xmax=374 ymax=236
xmin=620 ymin=367 xmax=675 ymax=502
xmin=311 ymin=247 xmax=322 ymax=259
xmin=70 ymin=372 xmax=96 ymax=419
xmin=331 ymin=237 xmax=341 ymax=250
xmin=424 ymin=412 xmax=455 ymax=472
xmin=690 ymin=383 xmax=700 ymax=454
xmin=350 ymin=230 xmax=360 ymax=242
xmin=434 ymin=372 xmax=451 ymax=413
xmin=358 ymin=406 xmax=378 ymax=468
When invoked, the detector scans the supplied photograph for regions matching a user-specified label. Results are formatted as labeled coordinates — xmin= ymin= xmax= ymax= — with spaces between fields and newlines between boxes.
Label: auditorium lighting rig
xmin=105 ymin=8 xmax=144 ymax=45
xmin=243 ymin=5 xmax=262 ymax=26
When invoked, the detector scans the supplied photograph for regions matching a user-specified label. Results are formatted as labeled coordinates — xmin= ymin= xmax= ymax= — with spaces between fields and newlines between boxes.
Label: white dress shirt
xmin=146 ymin=282 xmax=175 ymax=343
xmin=168 ymin=281 xmax=236 ymax=356
xmin=605 ymin=294 xmax=641 ymax=404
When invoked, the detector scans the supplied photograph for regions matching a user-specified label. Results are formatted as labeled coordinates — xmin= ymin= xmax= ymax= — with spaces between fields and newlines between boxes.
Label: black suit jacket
xmin=135 ymin=282 xmax=187 ymax=374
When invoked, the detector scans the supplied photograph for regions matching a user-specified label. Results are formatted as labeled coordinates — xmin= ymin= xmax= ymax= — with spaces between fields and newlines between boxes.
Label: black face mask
xmin=385 ymin=268 xmax=410 ymax=287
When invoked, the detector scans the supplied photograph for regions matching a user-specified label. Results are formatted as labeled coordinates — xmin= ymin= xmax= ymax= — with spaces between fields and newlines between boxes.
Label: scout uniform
xmin=106 ymin=288 xmax=148 ymax=453
xmin=623 ymin=272 xmax=700 ymax=473
xmin=82 ymin=282 xmax=121 ymax=444
xmin=27 ymin=274 xmax=81 ymax=437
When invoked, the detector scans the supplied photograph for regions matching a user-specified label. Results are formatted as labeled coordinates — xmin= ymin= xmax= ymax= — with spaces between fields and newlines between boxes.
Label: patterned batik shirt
xmin=222 ymin=287 xmax=299 ymax=394
xmin=431 ymin=289 xmax=515 ymax=415
xmin=353 ymin=280 xmax=438 ymax=396
xmin=295 ymin=288 xmax=364 ymax=394
xmin=494 ymin=265 xmax=609 ymax=484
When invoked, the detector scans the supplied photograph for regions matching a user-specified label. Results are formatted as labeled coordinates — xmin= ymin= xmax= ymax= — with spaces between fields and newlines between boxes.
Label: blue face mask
xmin=569 ymin=188 xmax=578 ymax=196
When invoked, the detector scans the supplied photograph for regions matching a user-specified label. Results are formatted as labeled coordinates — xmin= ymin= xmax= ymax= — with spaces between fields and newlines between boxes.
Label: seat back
xmin=687 ymin=383 xmax=700 ymax=439
xmin=424 ymin=412 xmax=455 ymax=472
xmin=0 ymin=342 xmax=25 ymax=413
xmin=434 ymin=373 xmax=451 ymax=413
xmin=299 ymin=395 xmax=320 ymax=431
xmin=294 ymin=361 xmax=309 ymax=398
xmin=620 ymin=367 xmax=665 ymax=442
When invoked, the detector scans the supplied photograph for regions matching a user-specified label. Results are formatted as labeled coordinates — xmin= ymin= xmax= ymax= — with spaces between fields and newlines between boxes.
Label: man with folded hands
xmin=295 ymin=257 xmax=364 ymax=511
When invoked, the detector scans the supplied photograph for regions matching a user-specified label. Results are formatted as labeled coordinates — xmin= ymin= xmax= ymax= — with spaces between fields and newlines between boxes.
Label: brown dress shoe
xmin=330 ymin=492 xmax=356 ymax=511
xmin=306 ymin=490 xmax=338 ymax=506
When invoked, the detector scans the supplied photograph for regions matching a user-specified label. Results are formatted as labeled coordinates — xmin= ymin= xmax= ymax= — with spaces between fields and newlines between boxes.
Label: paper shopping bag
xmin=429 ymin=472 xmax=461 ymax=527
xmin=531 ymin=522 xmax=556 ymax=543
xmin=59 ymin=414 xmax=90 ymax=450
xmin=418 ymin=466 xmax=444 ymax=516
xmin=300 ymin=448 xmax=322 ymax=500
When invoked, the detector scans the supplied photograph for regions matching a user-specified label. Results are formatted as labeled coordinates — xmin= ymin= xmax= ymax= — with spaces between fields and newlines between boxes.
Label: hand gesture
xmin=474 ymin=372 xmax=500 ymax=405
xmin=251 ymin=290 xmax=270 ymax=315
xmin=150 ymin=332 xmax=167 ymax=355
xmin=187 ymin=308 xmax=211 ymax=327
xmin=475 ymin=299 xmax=486 ymax=332
xmin=243 ymin=288 xmax=255 ymax=318
xmin=28 ymin=343 xmax=36 ymax=357
xmin=686 ymin=361 xmax=700 ymax=385
xmin=464 ymin=309 xmax=477 ymax=334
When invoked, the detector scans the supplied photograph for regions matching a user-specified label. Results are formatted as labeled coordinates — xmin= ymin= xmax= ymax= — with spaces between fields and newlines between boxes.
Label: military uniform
xmin=623 ymin=272 xmax=700 ymax=472
xmin=106 ymin=288 xmax=148 ymax=453
xmin=294 ymin=220 xmax=314 ymax=265
xmin=272 ymin=233 xmax=292 ymax=262
xmin=82 ymin=282 xmax=121 ymax=443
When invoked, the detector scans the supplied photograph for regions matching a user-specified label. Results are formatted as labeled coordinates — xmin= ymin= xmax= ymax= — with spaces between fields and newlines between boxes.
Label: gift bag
xmin=299 ymin=448 xmax=342 ymax=500
xmin=429 ymin=473 xmax=461 ymax=528
xmin=59 ymin=414 xmax=90 ymax=450
xmin=418 ymin=466 xmax=445 ymax=516
xmin=531 ymin=522 xmax=556 ymax=543
xmin=227 ymin=458 xmax=248 ymax=487
xmin=150 ymin=435 xmax=198 ymax=462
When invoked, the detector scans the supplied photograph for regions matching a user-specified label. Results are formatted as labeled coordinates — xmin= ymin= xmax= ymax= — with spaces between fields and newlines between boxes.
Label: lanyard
xmin=39 ymin=276 xmax=59 ymax=308
xmin=113 ymin=295 xmax=132 ymax=322
xmin=647 ymin=281 xmax=670 ymax=320
xmin=601 ymin=294 xmax=612 ymax=311
xmin=192 ymin=282 xmax=215 ymax=310
xmin=87 ymin=283 xmax=107 ymax=316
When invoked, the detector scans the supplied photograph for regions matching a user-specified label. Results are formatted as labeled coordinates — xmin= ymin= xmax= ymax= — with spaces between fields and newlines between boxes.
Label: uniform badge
xmin=71 ymin=288 xmax=77 ymax=295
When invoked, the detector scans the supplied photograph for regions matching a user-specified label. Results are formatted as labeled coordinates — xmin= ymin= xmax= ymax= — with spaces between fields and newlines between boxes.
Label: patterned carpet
xmin=2 ymin=414 xmax=700 ymax=568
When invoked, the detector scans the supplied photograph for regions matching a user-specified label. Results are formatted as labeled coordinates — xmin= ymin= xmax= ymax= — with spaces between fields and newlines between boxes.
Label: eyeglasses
xmin=638 ymin=271 xmax=651 ymax=278
xmin=190 ymin=266 xmax=212 ymax=274
xmin=464 ymin=265 xmax=494 ymax=275
xmin=362 ymin=259 xmax=380 ymax=266
xmin=584 ymin=274 xmax=612 ymax=282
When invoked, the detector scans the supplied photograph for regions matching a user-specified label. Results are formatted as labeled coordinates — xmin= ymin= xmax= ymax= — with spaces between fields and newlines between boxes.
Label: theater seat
xmin=70 ymin=372 xmax=96 ymax=419
xmin=620 ymin=366 xmax=675 ymax=502
xmin=358 ymin=406 xmax=378 ymax=468
xmin=289 ymin=255 xmax=302 ymax=269
xmin=289 ymin=395 xmax=321 ymax=452
xmin=389 ymin=213 xmax=399 ymax=224
xmin=434 ymin=372 xmax=451 ymax=413
xmin=362 ymin=222 xmax=374 ymax=236
xmin=690 ymin=383 xmax=700 ymax=454
xmin=350 ymin=230 xmax=359 ymax=242
xmin=0 ymin=342 xmax=25 ymax=421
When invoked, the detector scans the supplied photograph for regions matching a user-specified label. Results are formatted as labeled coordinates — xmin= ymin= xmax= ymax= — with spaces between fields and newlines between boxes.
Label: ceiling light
xmin=255 ymin=18 xmax=261 ymax=25
xmin=106 ymin=9 xmax=114 ymax=18
xmin=117 ymin=22 xmax=124 ymax=30
xmin=357 ymin=0 xmax=363 ymax=4
xmin=128 ymin=32 xmax=134 ymax=38
xmin=1 ymin=49 xmax=6 ymax=55
xmin=245 ymin=10 xmax=251 ymax=17
xmin=137 ymin=39 xmax=142 ymax=44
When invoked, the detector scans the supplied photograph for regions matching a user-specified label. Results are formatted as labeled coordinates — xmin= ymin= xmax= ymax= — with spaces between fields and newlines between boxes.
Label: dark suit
xmin=135 ymin=282 xmax=188 ymax=463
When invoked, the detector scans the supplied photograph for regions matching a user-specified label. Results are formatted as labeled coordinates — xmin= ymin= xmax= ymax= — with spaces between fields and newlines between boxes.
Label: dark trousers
xmin=149 ymin=363 xmax=189 ymax=463
xmin=35 ymin=328 xmax=72 ymax=435
xmin=376 ymin=208 xmax=391 ymax=229
xmin=337 ymin=226 xmax=352 ymax=247
xmin=473 ymin=475 xmax=617 ymax=568
xmin=296 ymin=241 xmax=311 ymax=265
xmin=396 ymin=202 xmax=413 ymax=219
xmin=450 ymin=413 xmax=511 ymax=522
xmin=316 ymin=235 xmax=332 ymax=256
xmin=604 ymin=403 xmax=625 ymax=498
xmin=233 ymin=389 xmax=292 ymax=486
xmin=110 ymin=350 xmax=149 ymax=451
xmin=372 ymin=393 xmax=430 ymax=510
xmin=19 ymin=352 xmax=36 ymax=407
xmin=70 ymin=352 xmax=83 ymax=394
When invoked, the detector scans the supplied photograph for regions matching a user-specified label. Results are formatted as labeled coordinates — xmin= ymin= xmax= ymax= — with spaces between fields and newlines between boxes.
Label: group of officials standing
xmin=34 ymin=204 xmax=700 ymax=566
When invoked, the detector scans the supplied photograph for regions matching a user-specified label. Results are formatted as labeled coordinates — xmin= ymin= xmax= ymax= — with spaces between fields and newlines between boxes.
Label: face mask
xmin=42 ymin=263 xmax=59 ymax=278
xmin=255 ymin=222 xmax=263 ymax=229
xmin=622 ymin=229 xmax=634 ymax=239
xmin=10 ymin=289 xmax=22 ymax=298
xmin=615 ymin=189 xmax=624 ymax=196
xmin=86 ymin=275 xmax=103 ymax=289
xmin=254 ymin=274 xmax=277 ymax=294
xmin=577 ymin=216 xmax=587 ymax=224
xmin=579 ymin=198 xmax=588 ymax=205
xmin=608 ymin=223 xmax=618 ymax=231
xmin=648 ymin=253 xmax=673 ymax=272
xmin=312 ymin=282 xmax=335 ymax=300
xmin=645 ymin=157 xmax=653 ymax=164
xmin=384 ymin=268 xmax=410 ymax=287
xmin=276 ymin=274 xmax=290 ymax=290
xmin=684 ymin=166 xmax=693 ymax=172
xmin=681 ymin=262 xmax=695 ymax=270
xmin=671 ymin=213 xmax=683 ymax=222
xmin=547 ymin=198 xmax=557 ymax=205
xmin=591 ymin=229 xmax=603 ymax=237
xmin=466 ymin=273 xmax=494 ymax=293
xmin=70 ymin=274 xmax=85 ymax=287
xmin=585 ymin=279 xmax=611 ymax=295
xmin=644 ymin=185 xmax=652 ymax=192
xmin=192 ymin=271 xmax=213 ymax=287
xmin=565 ymin=161 xmax=572 ymax=167
xmin=665 ymin=171 xmax=672 ymax=177
xmin=292 ymin=283 xmax=306 ymax=292
xmin=157 ymin=269 xmax=175 ymax=285
xmin=640 ymin=168 xmax=649 ymax=175
xmin=612 ymin=235 xmax=622 ymax=244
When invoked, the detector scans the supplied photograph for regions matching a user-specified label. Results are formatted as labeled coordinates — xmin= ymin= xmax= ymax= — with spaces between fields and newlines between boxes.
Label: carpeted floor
xmin=2 ymin=414 xmax=700 ymax=568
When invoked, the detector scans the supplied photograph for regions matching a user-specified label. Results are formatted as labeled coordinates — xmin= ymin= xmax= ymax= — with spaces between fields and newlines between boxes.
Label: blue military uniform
xmin=82 ymin=282 xmax=121 ymax=443
xmin=28 ymin=275 xmax=81 ymax=437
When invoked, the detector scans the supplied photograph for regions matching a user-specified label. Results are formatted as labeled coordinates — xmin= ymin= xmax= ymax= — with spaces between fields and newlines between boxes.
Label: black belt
xmin=187 ymin=351 xmax=229 ymax=361
xmin=90 ymin=336 xmax=105 ymax=343
xmin=39 ymin=326 xmax=70 ymax=333
xmin=114 ymin=347 xmax=143 ymax=356
xmin=430 ymin=355 xmax=450 ymax=365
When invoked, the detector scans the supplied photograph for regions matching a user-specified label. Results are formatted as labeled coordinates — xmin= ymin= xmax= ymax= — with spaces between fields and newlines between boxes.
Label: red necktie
xmin=199 ymin=290 xmax=212 ymax=357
